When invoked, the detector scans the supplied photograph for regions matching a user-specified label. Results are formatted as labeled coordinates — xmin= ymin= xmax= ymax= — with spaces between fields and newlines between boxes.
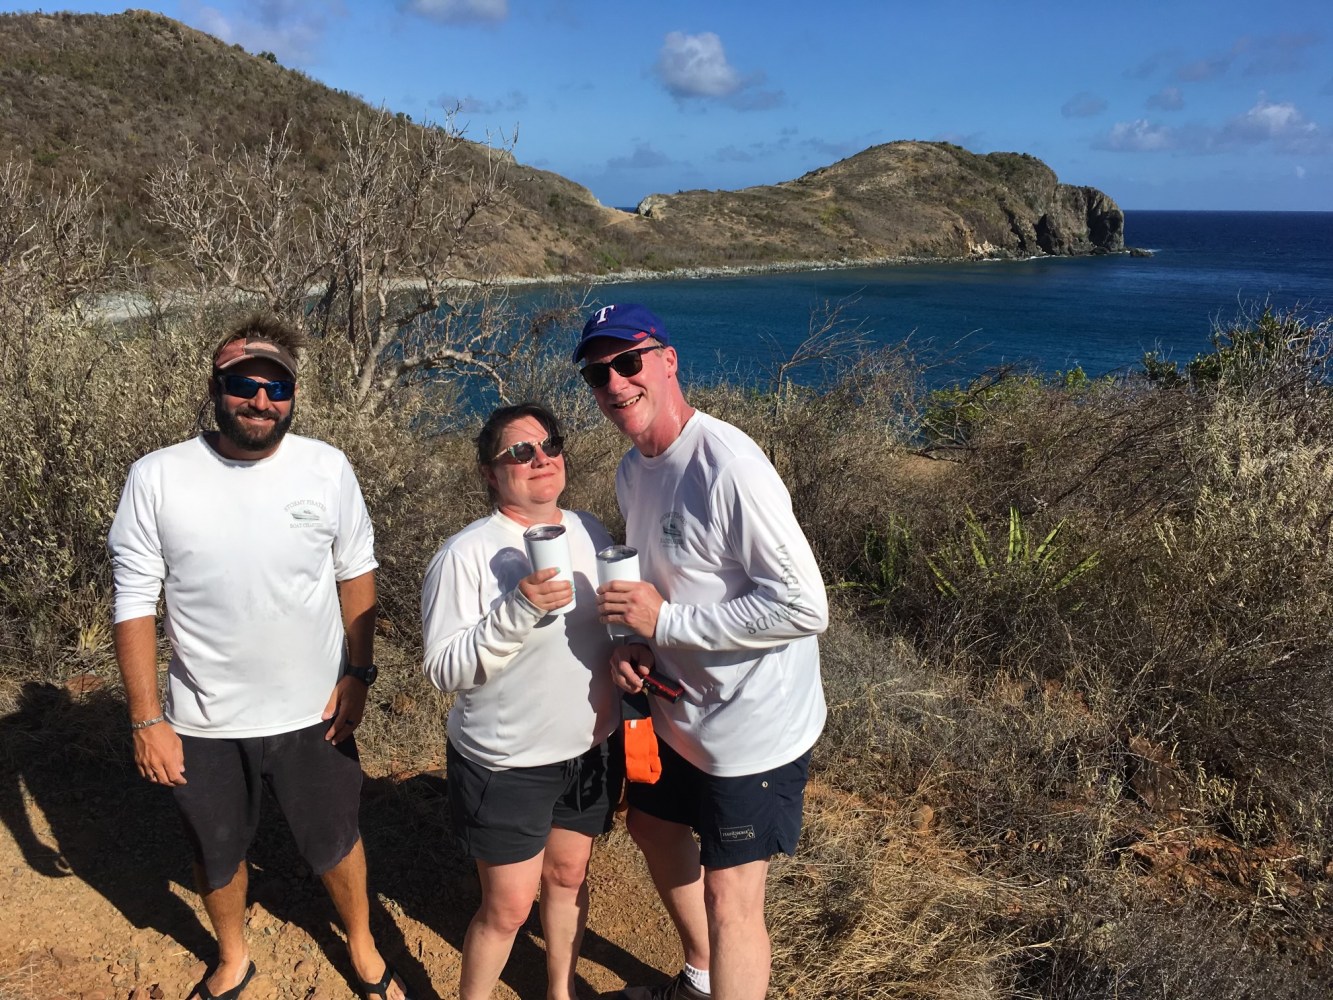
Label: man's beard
xmin=214 ymin=396 xmax=295 ymax=454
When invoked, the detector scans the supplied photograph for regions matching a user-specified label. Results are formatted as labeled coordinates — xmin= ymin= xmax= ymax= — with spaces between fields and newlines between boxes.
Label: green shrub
xmin=1142 ymin=306 xmax=1332 ymax=390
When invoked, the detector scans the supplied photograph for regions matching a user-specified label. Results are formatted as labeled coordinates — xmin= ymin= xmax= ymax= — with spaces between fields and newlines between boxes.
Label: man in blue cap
xmin=575 ymin=304 xmax=828 ymax=1000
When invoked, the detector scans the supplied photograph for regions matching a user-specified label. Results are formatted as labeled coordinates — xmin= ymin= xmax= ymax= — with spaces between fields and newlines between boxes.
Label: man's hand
xmin=597 ymin=580 xmax=664 ymax=640
xmin=323 ymin=675 xmax=369 ymax=744
xmin=518 ymin=567 xmax=574 ymax=613
xmin=610 ymin=642 xmax=656 ymax=694
xmin=133 ymin=722 xmax=187 ymax=786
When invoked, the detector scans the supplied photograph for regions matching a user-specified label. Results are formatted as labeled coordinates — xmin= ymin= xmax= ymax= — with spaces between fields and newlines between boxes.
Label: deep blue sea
xmin=567 ymin=211 xmax=1333 ymax=386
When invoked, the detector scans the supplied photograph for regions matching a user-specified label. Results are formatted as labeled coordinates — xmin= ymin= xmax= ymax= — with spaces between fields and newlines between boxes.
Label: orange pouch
xmin=623 ymin=717 xmax=662 ymax=784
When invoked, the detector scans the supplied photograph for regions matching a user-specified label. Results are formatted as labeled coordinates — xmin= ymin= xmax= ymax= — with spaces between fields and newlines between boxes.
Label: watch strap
xmin=346 ymin=664 xmax=377 ymax=686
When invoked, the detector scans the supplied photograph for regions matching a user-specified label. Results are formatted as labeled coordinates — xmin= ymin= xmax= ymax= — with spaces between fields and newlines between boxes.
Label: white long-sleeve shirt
xmin=618 ymin=411 xmax=828 ymax=777
xmin=421 ymin=509 xmax=618 ymax=769
xmin=107 ymin=434 xmax=377 ymax=738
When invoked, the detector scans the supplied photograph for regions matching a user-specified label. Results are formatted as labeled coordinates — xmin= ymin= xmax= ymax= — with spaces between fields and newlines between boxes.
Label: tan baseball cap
xmin=212 ymin=337 xmax=298 ymax=377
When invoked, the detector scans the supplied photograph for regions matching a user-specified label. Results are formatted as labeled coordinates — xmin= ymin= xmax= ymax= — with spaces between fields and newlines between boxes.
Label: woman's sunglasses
xmin=579 ymin=345 xmax=664 ymax=389
xmin=215 ymin=374 xmax=297 ymax=402
xmin=493 ymin=436 xmax=565 ymax=464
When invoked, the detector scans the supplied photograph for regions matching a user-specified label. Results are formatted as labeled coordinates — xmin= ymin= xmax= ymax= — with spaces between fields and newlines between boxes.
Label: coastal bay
xmin=562 ymin=210 xmax=1333 ymax=384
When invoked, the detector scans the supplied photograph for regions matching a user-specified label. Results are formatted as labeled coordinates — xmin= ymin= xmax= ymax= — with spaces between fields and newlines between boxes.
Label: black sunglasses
xmin=215 ymin=374 xmax=297 ymax=402
xmin=493 ymin=435 xmax=564 ymax=464
xmin=579 ymin=345 xmax=664 ymax=389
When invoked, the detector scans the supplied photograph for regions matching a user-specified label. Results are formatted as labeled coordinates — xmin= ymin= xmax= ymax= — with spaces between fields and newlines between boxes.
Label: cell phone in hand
xmin=640 ymin=669 xmax=684 ymax=703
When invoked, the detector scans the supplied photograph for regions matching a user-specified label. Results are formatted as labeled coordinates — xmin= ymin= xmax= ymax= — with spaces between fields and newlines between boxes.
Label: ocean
xmin=570 ymin=211 xmax=1333 ymax=386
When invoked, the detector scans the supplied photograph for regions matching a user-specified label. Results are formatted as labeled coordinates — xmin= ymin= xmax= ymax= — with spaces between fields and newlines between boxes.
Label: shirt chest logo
xmin=660 ymin=511 xmax=686 ymax=548
xmin=285 ymin=499 xmax=327 ymax=527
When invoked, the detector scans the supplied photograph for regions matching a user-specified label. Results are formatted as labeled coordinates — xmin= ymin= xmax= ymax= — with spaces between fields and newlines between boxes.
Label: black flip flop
xmin=192 ymin=961 xmax=256 ymax=1000
xmin=359 ymin=962 xmax=412 ymax=1000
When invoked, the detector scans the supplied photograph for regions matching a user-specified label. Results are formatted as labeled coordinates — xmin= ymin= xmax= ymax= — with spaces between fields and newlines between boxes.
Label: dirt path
xmin=0 ymin=702 xmax=680 ymax=1000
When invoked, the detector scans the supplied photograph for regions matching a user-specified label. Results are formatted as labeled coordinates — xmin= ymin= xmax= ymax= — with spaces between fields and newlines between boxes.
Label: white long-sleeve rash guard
xmin=617 ymin=411 xmax=828 ymax=777
xmin=421 ymin=509 xmax=618 ymax=770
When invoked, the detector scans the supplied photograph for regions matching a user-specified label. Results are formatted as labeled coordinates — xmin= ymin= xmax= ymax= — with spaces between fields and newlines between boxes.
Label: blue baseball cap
xmin=573 ymin=303 xmax=670 ymax=362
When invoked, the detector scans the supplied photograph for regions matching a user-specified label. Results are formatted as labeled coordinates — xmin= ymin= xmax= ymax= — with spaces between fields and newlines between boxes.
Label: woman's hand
xmin=519 ymin=566 xmax=574 ymax=612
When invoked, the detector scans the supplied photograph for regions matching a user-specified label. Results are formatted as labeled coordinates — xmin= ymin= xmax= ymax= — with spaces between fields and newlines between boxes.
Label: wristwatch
xmin=346 ymin=664 xmax=378 ymax=687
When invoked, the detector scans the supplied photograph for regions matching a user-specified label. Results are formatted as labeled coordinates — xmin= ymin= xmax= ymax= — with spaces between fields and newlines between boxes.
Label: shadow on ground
xmin=0 ymin=681 xmax=657 ymax=999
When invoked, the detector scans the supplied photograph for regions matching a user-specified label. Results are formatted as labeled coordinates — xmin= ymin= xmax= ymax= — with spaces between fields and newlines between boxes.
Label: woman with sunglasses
xmin=421 ymin=403 xmax=627 ymax=1000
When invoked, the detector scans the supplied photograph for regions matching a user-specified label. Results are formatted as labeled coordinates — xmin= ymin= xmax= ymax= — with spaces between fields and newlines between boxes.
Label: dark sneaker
xmin=619 ymin=972 xmax=710 ymax=1000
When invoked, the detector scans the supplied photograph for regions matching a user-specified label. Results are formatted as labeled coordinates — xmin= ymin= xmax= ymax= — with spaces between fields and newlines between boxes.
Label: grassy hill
xmin=1 ymin=9 xmax=1123 ymax=278
xmin=0 ymin=9 xmax=623 ymax=276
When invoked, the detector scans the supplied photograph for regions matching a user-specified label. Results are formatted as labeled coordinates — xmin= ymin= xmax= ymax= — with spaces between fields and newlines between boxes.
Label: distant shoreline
xmin=87 ymin=248 xmax=1147 ymax=322
xmin=499 ymin=246 xmax=1147 ymax=289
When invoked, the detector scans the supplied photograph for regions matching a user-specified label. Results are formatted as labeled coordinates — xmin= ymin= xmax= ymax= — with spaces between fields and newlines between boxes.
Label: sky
xmin=7 ymin=1 xmax=1333 ymax=210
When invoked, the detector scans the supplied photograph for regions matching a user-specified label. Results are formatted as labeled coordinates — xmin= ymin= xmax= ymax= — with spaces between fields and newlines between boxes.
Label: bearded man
xmin=107 ymin=314 xmax=410 ymax=1000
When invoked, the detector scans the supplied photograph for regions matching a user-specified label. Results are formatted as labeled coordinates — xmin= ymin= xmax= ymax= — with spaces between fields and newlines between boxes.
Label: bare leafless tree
xmin=0 ymin=161 xmax=110 ymax=334
xmin=146 ymin=112 xmax=542 ymax=417
xmin=765 ymin=297 xmax=872 ymax=406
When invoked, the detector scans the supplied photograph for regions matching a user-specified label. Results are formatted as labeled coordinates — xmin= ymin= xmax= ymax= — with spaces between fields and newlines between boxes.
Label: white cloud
xmin=1217 ymin=96 xmax=1327 ymax=154
xmin=1223 ymin=97 xmax=1317 ymax=144
xmin=1296 ymin=165 xmax=1307 ymax=180
xmin=652 ymin=31 xmax=784 ymax=110
xmin=1096 ymin=96 xmax=1327 ymax=155
xmin=402 ymin=0 xmax=507 ymax=24
xmin=655 ymin=31 xmax=742 ymax=98
xmin=1098 ymin=119 xmax=1175 ymax=152
xmin=1061 ymin=92 xmax=1107 ymax=118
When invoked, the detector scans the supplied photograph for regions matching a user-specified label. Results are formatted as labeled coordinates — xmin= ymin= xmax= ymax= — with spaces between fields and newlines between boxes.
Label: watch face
xmin=351 ymin=665 xmax=377 ymax=685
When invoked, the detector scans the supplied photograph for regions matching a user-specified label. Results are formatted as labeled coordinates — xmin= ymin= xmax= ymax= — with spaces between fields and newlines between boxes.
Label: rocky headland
xmin=627 ymin=141 xmax=1124 ymax=267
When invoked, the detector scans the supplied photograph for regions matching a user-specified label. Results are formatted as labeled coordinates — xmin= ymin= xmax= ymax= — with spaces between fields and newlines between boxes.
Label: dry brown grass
xmin=771 ymin=784 xmax=1026 ymax=999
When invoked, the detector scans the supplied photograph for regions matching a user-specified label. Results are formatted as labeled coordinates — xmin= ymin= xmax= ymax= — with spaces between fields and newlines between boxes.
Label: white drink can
xmin=596 ymin=545 xmax=640 ymax=638
xmin=523 ymin=524 xmax=575 ymax=616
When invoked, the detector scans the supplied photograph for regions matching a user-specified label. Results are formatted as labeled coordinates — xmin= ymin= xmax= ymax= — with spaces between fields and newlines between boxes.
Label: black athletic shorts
xmin=626 ymin=735 xmax=811 ymax=869
xmin=447 ymin=737 xmax=623 ymax=865
xmin=172 ymin=720 xmax=363 ymax=891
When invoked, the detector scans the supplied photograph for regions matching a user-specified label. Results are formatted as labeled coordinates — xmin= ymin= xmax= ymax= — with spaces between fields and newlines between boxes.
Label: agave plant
xmin=927 ymin=506 xmax=1100 ymax=599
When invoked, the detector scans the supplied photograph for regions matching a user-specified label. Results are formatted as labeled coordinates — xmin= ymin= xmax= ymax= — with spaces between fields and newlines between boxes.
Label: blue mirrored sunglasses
xmin=215 ymin=374 xmax=296 ymax=402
